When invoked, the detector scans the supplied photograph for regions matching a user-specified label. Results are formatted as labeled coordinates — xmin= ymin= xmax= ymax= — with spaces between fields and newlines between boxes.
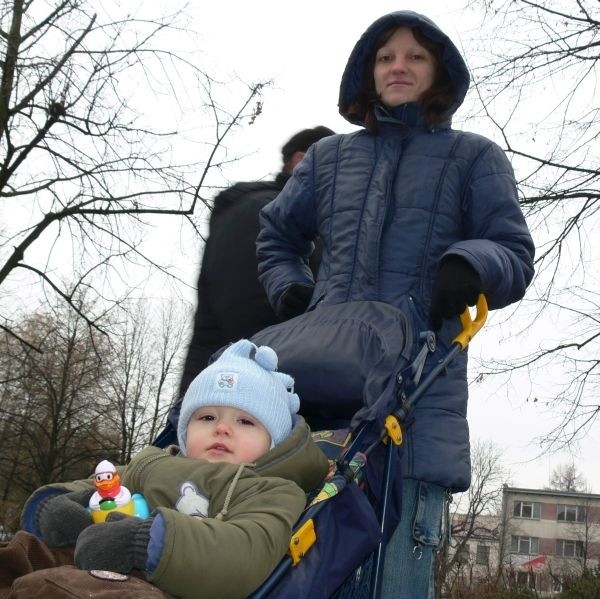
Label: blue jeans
xmin=380 ymin=479 xmax=448 ymax=599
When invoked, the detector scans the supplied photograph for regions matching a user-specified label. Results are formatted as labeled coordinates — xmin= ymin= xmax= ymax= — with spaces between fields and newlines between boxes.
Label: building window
xmin=511 ymin=536 xmax=539 ymax=555
xmin=513 ymin=501 xmax=540 ymax=519
xmin=557 ymin=504 xmax=586 ymax=523
xmin=516 ymin=571 xmax=536 ymax=590
xmin=456 ymin=543 xmax=470 ymax=564
xmin=556 ymin=539 xmax=584 ymax=558
xmin=476 ymin=544 xmax=490 ymax=566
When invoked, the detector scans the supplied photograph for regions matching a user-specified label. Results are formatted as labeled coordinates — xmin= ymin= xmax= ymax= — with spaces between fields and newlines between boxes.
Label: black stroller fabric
xmin=247 ymin=301 xmax=416 ymax=596
xmin=154 ymin=300 xmax=415 ymax=445
xmin=250 ymin=300 xmax=414 ymax=430
xmin=156 ymin=300 xmax=417 ymax=597
xmin=250 ymin=483 xmax=382 ymax=599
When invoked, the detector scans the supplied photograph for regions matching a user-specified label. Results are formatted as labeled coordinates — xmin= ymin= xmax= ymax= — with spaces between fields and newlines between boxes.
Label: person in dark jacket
xmin=20 ymin=340 xmax=329 ymax=599
xmin=256 ymin=11 xmax=535 ymax=598
xmin=178 ymin=126 xmax=335 ymax=399
xmin=151 ymin=127 xmax=335 ymax=449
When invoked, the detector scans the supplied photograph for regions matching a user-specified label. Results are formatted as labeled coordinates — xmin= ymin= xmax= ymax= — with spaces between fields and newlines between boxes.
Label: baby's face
xmin=185 ymin=406 xmax=271 ymax=464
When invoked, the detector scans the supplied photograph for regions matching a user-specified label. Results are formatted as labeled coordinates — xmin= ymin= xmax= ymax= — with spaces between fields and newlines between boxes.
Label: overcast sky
xmin=153 ymin=0 xmax=599 ymax=494
xmin=187 ymin=1 xmax=481 ymax=180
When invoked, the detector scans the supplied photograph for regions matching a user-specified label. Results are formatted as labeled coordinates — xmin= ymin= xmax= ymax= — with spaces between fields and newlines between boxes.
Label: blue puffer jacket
xmin=257 ymin=11 xmax=535 ymax=491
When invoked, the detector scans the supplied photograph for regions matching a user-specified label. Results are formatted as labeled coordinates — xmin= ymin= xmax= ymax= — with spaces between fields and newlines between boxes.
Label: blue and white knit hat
xmin=177 ymin=339 xmax=300 ymax=454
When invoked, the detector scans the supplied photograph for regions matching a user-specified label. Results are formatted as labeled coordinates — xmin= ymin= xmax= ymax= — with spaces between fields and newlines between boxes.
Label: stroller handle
xmin=452 ymin=294 xmax=488 ymax=350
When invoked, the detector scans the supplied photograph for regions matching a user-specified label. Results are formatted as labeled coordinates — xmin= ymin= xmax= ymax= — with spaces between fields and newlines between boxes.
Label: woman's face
xmin=373 ymin=26 xmax=436 ymax=108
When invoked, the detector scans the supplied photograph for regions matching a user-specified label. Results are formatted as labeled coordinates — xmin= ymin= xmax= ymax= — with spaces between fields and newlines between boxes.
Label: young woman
xmin=257 ymin=10 xmax=535 ymax=597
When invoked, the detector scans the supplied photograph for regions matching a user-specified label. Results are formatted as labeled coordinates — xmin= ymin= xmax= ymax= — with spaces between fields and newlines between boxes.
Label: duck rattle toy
xmin=88 ymin=459 xmax=150 ymax=523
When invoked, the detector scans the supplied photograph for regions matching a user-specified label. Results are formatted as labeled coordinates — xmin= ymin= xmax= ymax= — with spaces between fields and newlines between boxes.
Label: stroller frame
xmin=251 ymin=295 xmax=487 ymax=599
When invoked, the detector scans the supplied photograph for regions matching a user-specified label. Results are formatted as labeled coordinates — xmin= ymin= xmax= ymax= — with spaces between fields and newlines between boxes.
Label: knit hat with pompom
xmin=177 ymin=339 xmax=300 ymax=454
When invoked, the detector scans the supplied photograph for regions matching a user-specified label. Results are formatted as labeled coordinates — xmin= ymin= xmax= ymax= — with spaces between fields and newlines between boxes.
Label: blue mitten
xmin=74 ymin=512 xmax=153 ymax=573
xmin=36 ymin=489 xmax=94 ymax=547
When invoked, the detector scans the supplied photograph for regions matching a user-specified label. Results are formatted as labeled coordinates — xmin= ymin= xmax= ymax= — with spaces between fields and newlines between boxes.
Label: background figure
xmin=257 ymin=10 xmax=535 ymax=598
xmin=177 ymin=125 xmax=335 ymax=399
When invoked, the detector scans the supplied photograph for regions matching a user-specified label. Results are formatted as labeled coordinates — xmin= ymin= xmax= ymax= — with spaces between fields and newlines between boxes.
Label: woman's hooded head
xmin=338 ymin=11 xmax=470 ymax=128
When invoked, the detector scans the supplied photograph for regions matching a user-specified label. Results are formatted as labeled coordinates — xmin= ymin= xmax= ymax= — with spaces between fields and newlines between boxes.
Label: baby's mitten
xmin=74 ymin=512 xmax=153 ymax=573
xmin=37 ymin=489 xmax=94 ymax=547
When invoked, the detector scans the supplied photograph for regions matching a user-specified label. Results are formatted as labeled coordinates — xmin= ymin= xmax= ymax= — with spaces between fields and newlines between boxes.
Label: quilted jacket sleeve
xmin=257 ymin=150 xmax=318 ymax=313
xmin=443 ymin=139 xmax=535 ymax=310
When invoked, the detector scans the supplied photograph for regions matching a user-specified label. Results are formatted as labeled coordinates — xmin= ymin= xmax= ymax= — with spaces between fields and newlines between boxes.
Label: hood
xmin=338 ymin=10 xmax=470 ymax=126
xmin=254 ymin=415 xmax=329 ymax=492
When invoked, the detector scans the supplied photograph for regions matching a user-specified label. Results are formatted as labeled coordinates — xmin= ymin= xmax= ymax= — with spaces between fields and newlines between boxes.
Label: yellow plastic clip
xmin=385 ymin=415 xmax=403 ymax=446
xmin=288 ymin=518 xmax=317 ymax=566
xmin=452 ymin=294 xmax=488 ymax=350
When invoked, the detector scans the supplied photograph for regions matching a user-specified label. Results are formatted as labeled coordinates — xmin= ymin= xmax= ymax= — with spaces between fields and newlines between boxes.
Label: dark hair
xmin=345 ymin=26 xmax=456 ymax=132
xmin=281 ymin=126 xmax=335 ymax=162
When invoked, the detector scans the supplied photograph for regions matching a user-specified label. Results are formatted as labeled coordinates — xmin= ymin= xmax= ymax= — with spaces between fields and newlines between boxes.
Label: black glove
xmin=276 ymin=283 xmax=314 ymax=320
xmin=74 ymin=512 xmax=153 ymax=573
xmin=36 ymin=489 xmax=95 ymax=548
xmin=429 ymin=256 xmax=481 ymax=331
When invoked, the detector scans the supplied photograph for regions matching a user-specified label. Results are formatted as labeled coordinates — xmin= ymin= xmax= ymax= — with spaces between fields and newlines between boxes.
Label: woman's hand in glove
xmin=429 ymin=256 xmax=481 ymax=331
xmin=276 ymin=283 xmax=314 ymax=320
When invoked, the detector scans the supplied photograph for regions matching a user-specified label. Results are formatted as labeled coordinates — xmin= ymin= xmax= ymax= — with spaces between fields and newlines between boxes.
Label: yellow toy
xmin=88 ymin=459 xmax=135 ymax=523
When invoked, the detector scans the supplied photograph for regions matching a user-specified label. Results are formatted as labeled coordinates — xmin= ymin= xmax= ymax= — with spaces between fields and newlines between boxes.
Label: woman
xmin=257 ymin=10 xmax=535 ymax=598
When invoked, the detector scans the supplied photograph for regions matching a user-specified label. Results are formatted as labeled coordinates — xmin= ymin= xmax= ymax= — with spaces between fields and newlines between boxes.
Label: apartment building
xmin=503 ymin=486 xmax=600 ymax=593
xmin=450 ymin=486 xmax=600 ymax=595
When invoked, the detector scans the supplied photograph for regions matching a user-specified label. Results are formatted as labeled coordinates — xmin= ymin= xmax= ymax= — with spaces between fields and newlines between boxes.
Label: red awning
xmin=521 ymin=555 xmax=547 ymax=571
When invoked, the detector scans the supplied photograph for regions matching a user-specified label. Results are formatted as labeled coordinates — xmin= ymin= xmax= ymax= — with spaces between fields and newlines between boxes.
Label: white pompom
xmin=254 ymin=345 xmax=278 ymax=371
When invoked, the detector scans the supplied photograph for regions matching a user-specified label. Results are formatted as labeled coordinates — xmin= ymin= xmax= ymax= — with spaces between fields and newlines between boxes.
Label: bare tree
xmin=0 ymin=290 xmax=187 ymax=534
xmin=99 ymin=298 xmax=188 ymax=463
xmin=0 ymin=0 xmax=265 ymax=351
xmin=0 ymin=297 xmax=117 ymax=517
xmin=465 ymin=0 xmax=600 ymax=450
xmin=436 ymin=440 xmax=510 ymax=598
xmin=548 ymin=463 xmax=587 ymax=493
xmin=575 ymin=495 xmax=600 ymax=575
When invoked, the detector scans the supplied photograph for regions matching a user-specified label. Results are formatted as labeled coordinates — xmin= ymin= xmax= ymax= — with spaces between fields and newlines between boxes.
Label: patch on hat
xmin=215 ymin=372 xmax=237 ymax=390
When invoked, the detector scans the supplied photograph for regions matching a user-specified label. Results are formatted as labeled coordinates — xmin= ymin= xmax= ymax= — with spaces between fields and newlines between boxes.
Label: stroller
xmin=158 ymin=296 xmax=487 ymax=598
